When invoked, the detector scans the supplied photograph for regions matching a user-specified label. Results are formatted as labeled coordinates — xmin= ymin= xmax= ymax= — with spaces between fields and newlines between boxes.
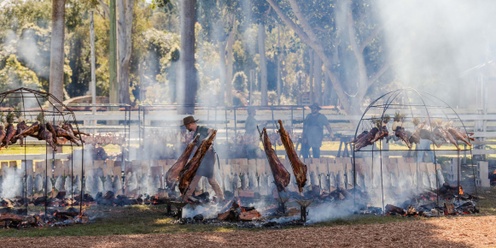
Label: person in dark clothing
xmin=93 ymin=143 xmax=108 ymax=160
xmin=301 ymin=103 xmax=333 ymax=158
xmin=244 ymin=106 xmax=261 ymax=158
xmin=182 ymin=116 xmax=224 ymax=201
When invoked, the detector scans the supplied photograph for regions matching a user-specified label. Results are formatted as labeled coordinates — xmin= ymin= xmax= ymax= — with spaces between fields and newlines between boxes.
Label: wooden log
xmin=0 ymin=213 xmax=23 ymax=222
xmin=239 ymin=209 xmax=261 ymax=221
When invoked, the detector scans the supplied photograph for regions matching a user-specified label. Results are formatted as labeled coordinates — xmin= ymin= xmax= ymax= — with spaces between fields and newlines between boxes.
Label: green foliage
xmin=0 ymin=0 xmax=385 ymax=109
xmin=0 ymin=55 xmax=41 ymax=92
xmin=0 ymin=0 xmax=52 ymax=32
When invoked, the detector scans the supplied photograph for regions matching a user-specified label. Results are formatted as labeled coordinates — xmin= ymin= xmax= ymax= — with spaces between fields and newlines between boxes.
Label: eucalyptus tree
xmin=117 ymin=0 xmax=135 ymax=105
xmin=267 ymin=0 xmax=389 ymax=115
xmin=49 ymin=0 xmax=66 ymax=101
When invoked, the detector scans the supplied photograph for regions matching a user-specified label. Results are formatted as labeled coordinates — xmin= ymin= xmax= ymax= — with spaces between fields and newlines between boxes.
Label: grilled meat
xmin=370 ymin=125 xmax=389 ymax=143
xmin=446 ymin=126 xmax=474 ymax=147
xmin=62 ymin=122 xmax=89 ymax=137
xmin=14 ymin=121 xmax=40 ymax=141
xmin=14 ymin=121 xmax=28 ymax=145
xmin=436 ymin=125 xmax=459 ymax=150
xmin=49 ymin=122 xmax=82 ymax=145
xmin=261 ymin=127 xmax=290 ymax=192
xmin=419 ymin=128 xmax=444 ymax=148
xmin=178 ymin=130 xmax=217 ymax=198
xmin=354 ymin=127 xmax=379 ymax=151
xmin=278 ymin=120 xmax=307 ymax=193
xmin=351 ymin=130 xmax=368 ymax=144
xmin=2 ymin=123 xmax=16 ymax=148
xmin=165 ymin=134 xmax=200 ymax=190
xmin=46 ymin=122 xmax=59 ymax=146
xmin=0 ymin=125 xmax=6 ymax=148
xmin=37 ymin=124 xmax=57 ymax=151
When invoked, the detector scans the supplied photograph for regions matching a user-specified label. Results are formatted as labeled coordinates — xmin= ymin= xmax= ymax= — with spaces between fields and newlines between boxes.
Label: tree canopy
xmin=0 ymin=0 xmax=492 ymax=112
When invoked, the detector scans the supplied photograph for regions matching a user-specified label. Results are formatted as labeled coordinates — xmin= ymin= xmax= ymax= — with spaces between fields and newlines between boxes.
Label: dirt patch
xmin=2 ymin=215 xmax=494 ymax=248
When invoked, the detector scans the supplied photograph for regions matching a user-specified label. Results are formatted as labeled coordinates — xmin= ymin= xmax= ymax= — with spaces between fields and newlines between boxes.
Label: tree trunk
xmin=258 ymin=23 xmax=268 ymax=106
xmin=313 ymin=50 xmax=323 ymax=105
xmin=178 ymin=0 xmax=197 ymax=114
xmin=49 ymin=0 xmax=65 ymax=102
xmin=117 ymin=0 xmax=134 ymax=105
xmin=109 ymin=0 xmax=118 ymax=105
xmin=224 ymin=14 xmax=236 ymax=106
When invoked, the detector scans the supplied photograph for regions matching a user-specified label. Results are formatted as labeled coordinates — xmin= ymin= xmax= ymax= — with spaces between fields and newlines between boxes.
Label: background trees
xmin=0 ymin=0 xmax=493 ymax=113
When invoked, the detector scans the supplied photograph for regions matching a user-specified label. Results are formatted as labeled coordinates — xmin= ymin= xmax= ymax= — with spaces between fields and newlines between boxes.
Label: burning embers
xmin=382 ymin=183 xmax=479 ymax=217
xmin=217 ymin=198 xmax=262 ymax=222
xmin=0 ymin=208 xmax=89 ymax=229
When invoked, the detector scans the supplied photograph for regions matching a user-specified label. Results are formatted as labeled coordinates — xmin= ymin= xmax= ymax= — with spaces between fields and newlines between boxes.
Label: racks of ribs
xmin=394 ymin=126 xmax=412 ymax=148
xmin=13 ymin=121 xmax=28 ymax=145
xmin=165 ymin=134 xmax=200 ymax=190
xmin=62 ymin=121 xmax=90 ymax=137
xmin=0 ymin=125 xmax=6 ymax=148
xmin=370 ymin=124 xmax=389 ymax=143
xmin=1 ymin=122 xmax=17 ymax=148
xmin=260 ymin=127 xmax=290 ymax=192
xmin=36 ymin=123 xmax=57 ymax=151
xmin=277 ymin=120 xmax=307 ymax=193
xmin=49 ymin=122 xmax=83 ymax=145
xmin=353 ymin=127 xmax=378 ymax=151
xmin=446 ymin=124 xmax=474 ymax=147
xmin=13 ymin=121 xmax=40 ymax=141
xmin=178 ymin=130 xmax=217 ymax=199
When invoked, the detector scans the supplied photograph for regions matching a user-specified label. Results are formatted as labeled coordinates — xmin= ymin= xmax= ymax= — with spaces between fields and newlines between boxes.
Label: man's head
xmin=182 ymin=115 xmax=198 ymax=131
xmin=309 ymin=103 xmax=321 ymax=113
xmin=247 ymin=106 xmax=256 ymax=116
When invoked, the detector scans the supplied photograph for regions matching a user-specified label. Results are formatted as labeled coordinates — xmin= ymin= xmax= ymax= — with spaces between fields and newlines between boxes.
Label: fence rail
xmin=64 ymin=106 xmax=496 ymax=158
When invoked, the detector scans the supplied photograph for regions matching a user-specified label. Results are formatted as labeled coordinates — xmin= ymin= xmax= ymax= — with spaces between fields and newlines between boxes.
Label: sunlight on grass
xmin=154 ymin=218 xmax=176 ymax=225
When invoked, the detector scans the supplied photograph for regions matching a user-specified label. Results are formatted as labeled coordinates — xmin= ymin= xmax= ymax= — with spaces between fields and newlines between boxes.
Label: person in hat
xmin=300 ymin=103 xmax=333 ymax=159
xmin=182 ymin=115 xmax=224 ymax=202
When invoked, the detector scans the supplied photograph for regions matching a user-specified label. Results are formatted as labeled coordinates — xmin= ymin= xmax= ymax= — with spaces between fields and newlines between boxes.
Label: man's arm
xmin=325 ymin=123 xmax=334 ymax=139
xmin=320 ymin=114 xmax=333 ymax=139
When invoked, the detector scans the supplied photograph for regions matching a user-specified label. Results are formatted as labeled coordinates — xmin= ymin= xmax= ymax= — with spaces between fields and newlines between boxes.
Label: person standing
xmin=182 ymin=116 xmax=224 ymax=202
xmin=301 ymin=103 xmax=333 ymax=159
xmin=244 ymin=106 xmax=260 ymax=158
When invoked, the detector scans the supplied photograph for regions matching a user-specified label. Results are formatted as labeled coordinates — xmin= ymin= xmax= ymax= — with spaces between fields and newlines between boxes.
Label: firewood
xmin=239 ymin=210 xmax=261 ymax=221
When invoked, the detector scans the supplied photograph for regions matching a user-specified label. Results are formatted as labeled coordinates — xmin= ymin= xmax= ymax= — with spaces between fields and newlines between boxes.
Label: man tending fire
xmin=181 ymin=116 xmax=224 ymax=202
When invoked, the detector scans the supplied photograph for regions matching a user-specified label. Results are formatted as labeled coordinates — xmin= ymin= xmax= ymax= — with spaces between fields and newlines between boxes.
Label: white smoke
xmin=306 ymin=199 xmax=358 ymax=224
xmin=103 ymin=175 xmax=114 ymax=193
xmin=0 ymin=167 xmax=23 ymax=198
xmin=378 ymin=0 xmax=496 ymax=107
xmin=54 ymin=175 xmax=65 ymax=191
xmin=112 ymin=175 xmax=123 ymax=195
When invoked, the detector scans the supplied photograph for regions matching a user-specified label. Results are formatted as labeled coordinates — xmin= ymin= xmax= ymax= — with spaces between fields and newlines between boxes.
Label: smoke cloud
xmin=378 ymin=0 xmax=496 ymax=107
